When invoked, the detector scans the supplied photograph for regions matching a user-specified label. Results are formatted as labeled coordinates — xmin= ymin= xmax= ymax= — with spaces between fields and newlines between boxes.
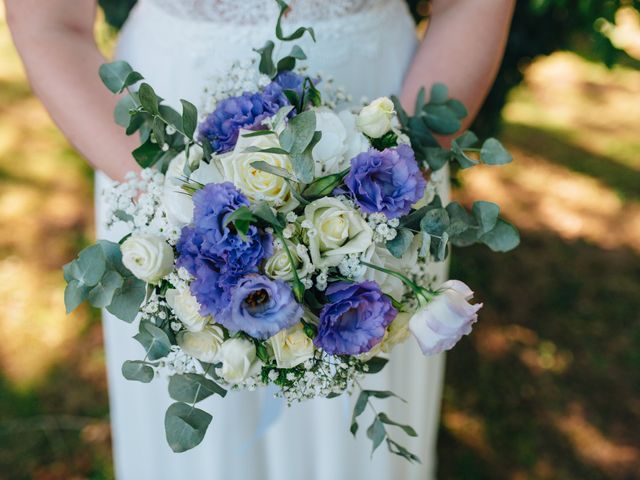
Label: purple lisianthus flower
xmin=198 ymin=90 xmax=288 ymax=153
xmin=262 ymin=71 xmax=306 ymax=106
xmin=218 ymin=274 xmax=302 ymax=340
xmin=315 ymin=281 xmax=397 ymax=355
xmin=176 ymin=183 xmax=273 ymax=317
xmin=345 ymin=144 xmax=426 ymax=219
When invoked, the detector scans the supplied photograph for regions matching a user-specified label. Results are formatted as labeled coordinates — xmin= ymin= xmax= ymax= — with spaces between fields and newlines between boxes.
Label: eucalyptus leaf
xmin=64 ymin=280 xmax=91 ymax=314
xmin=152 ymin=116 xmax=166 ymax=146
xmin=429 ymin=83 xmax=448 ymax=105
xmin=279 ymin=110 xmax=316 ymax=154
xmin=363 ymin=357 xmax=389 ymax=374
xmin=386 ymin=228 xmax=413 ymax=259
xmin=351 ymin=390 xmax=369 ymax=436
xmin=472 ymin=201 xmax=500 ymax=234
xmin=423 ymin=147 xmax=450 ymax=171
xmin=250 ymin=161 xmax=296 ymax=182
xmin=122 ymin=360 xmax=155 ymax=383
xmin=254 ymin=41 xmax=276 ymax=78
xmin=134 ymin=320 xmax=172 ymax=360
xmin=138 ymin=83 xmax=160 ymax=115
xmin=423 ymin=104 xmax=461 ymax=135
xmin=366 ymin=418 xmax=387 ymax=454
xmin=168 ymin=374 xmax=226 ymax=403
xmin=480 ymin=219 xmax=520 ymax=252
xmin=87 ymin=270 xmax=124 ymax=308
xmin=275 ymin=0 xmax=316 ymax=41
xmin=251 ymin=203 xmax=285 ymax=230
xmin=65 ymin=244 xmax=107 ymax=287
xmin=132 ymin=137 xmax=164 ymax=168
xmin=114 ymin=95 xmax=139 ymax=128
xmin=377 ymin=413 xmax=418 ymax=437
xmin=98 ymin=61 xmax=139 ymax=94
xmin=301 ymin=168 xmax=348 ymax=199
xmin=107 ymin=276 xmax=146 ymax=323
xmin=165 ymin=402 xmax=212 ymax=453
xmin=180 ymin=99 xmax=198 ymax=139
xmin=480 ymin=138 xmax=513 ymax=165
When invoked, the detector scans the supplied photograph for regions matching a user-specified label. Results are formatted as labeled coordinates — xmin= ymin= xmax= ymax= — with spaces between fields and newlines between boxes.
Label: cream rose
xmin=121 ymin=234 xmax=174 ymax=284
xmin=163 ymin=146 xmax=222 ymax=227
xmin=268 ymin=323 xmax=315 ymax=369
xmin=177 ymin=325 xmax=225 ymax=363
xmin=264 ymin=242 xmax=313 ymax=281
xmin=356 ymin=97 xmax=395 ymax=138
xmin=338 ymin=109 xmax=370 ymax=162
xmin=216 ymin=338 xmax=262 ymax=385
xmin=165 ymin=288 xmax=209 ymax=332
xmin=220 ymin=130 xmax=296 ymax=209
xmin=304 ymin=197 xmax=373 ymax=268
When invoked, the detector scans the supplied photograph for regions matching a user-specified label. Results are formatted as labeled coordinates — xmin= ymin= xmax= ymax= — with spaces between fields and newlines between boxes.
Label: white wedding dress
xmin=95 ymin=1 xmax=448 ymax=479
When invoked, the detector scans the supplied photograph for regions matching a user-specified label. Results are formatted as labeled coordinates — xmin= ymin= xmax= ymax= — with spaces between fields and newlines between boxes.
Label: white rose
xmin=359 ymin=244 xmax=412 ymax=300
xmin=409 ymin=280 xmax=483 ymax=356
xmin=121 ymin=234 xmax=174 ymax=284
xmin=356 ymin=97 xmax=395 ymax=138
xmin=216 ymin=338 xmax=262 ymax=385
xmin=312 ymin=108 xmax=347 ymax=176
xmin=163 ymin=146 xmax=223 ymax=227
xmin=338 ymin=109 xmax=370 ymax=162
xmin=304 ymin=197 xmax=373 ymax=268
xmin=177 ymin=325 xmax=225 ymax=363
xmin=220 ymin=130 xmax=296 ymax=209
xmin=268 ymin=323 xmax=315 ymax=369
xmin=382 ymin=312 xmax=411 ymax=353
xmin=264 ymin=242 xmax=313 ymax=281
xmin=165 ymin=288 xmax=209 ymax=332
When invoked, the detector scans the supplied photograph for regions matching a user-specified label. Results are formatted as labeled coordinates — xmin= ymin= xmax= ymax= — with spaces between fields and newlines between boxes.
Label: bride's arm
xmin=5 ymin=0 xmax=139 ymax=181
xmin=401 ymin=0 xmax=515 ymax=133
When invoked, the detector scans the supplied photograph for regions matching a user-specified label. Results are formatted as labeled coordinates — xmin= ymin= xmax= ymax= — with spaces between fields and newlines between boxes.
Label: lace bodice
xmin=144 ymin=0 xmax=387 ymax=24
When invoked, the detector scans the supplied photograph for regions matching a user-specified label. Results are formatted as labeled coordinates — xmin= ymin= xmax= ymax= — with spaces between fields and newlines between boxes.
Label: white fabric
xmin=96 ymin=1 xmax=449 ymax=478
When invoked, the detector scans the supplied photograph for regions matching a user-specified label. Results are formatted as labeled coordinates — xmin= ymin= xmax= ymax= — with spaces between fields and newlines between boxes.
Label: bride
xmin=7 ymin=1 xmax=514 ymax=478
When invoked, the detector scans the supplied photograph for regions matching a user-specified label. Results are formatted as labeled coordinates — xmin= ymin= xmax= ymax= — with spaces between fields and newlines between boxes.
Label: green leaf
xmin=134 ymin=320 xmax=172 ymax=360
xmin=244 ymin=146 xmax=290 ymax=155
xmin=122 ymin=360 xmax=155 ymax=383
xmin=415 ymin=86 xmax=426 ymax=113
xmin=480 ymin=219 xmax=520 ymax=252
xmin=64 ymin=280 xmax=91 ymax=314
xmin=168 ymin=374 xmax=227 ymax=403
xmin=254 ymin=41 xmax=276 ymax=78
xmin=180 ymin=100 xmax=198 ymax=139
xmin=420 ymin=208 xmax=450 ymax=236
xmin=250 ymin=161 xmax=296 ymax=182
xmin=277 ymin=45 xmax=307 ymax=73
xmin=275 ymin=0 xmax=316 ymax=42
xmin=451 ymin=131 xmax=479 ymax=169
xmin=164 ymin=402 xmax=212 ymax=453
xmin=364 ymin=389 xmax=406 ymax=402
xmin=223 ymin=206 xmax=256 ymax=237
xmin=65 ymin=244 xmax=107 ymax=287
xmin=364 ymin=357 xmax=389 ymax=374
xmin=301 ymin=168 xmax=349 ymax=200
xmin=114 ymin=95 xmax=139 ymax=128
xmin=106 ymin=276 xmax=146 ymax=322
xmin=251 ymin=203 xmax=285 ymax=231
xmin=152 ymin=116 xmax=166 ymax=146
xmin=390 ymin=95 xmax=409 ymax=126
xmin=138 ymin=83 xmax=160 ymax=115
xmin=280 ymin=110 xmax=316 ymax=154
xmin=241 ymin=130 xmax=276 ymax=138
xmin=387 ymin=438 xmax=422 ymax=463
xmin=423 ymin=104 xmax=461 ymax=135
xmin=429 ymin=83 xmax=448 ymax=104
xmin=87 ymin=270 xmax=124 ymax=308
xmin=446 ymin=99 xmax=468 ymax=119
xmin=366 ymin=418 xmax=387 ymax=454
xmin=351 ymin=390 xmax=369 ymax=436
xmin=423 ymin=147 xmax=450 ymax=171
xmin=480 ymin=138 xmax=513 ymax=165
xmin=98 ymin=61 xmax=140 ymax=94
xmin=377 ymin=413 xmax=418 ymax=437
xmin=472 ymin=201 xmax=500 ymax=234
xmin=386 ymin=228 xmax=413 ymax=259
xmin=132 ymin=137 xmax=164 ymax=168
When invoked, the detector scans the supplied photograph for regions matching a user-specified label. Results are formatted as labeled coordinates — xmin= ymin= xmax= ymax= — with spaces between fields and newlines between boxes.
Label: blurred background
xmin=0 ymin=1 xmax=639 ymax=479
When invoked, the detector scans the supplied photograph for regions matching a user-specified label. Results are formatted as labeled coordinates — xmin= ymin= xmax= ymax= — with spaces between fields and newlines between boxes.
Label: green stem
xmin=360 ymin=261 xmax=434 ymax=305
xmin=276 ymin=232 xmax=305 ymax=303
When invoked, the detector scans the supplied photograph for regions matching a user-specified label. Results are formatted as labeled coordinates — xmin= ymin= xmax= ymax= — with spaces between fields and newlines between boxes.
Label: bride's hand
xmin=401 ymin=0 xmax=516 ymax=144
xmin=6 ymin=0 xmax=140 ymax=181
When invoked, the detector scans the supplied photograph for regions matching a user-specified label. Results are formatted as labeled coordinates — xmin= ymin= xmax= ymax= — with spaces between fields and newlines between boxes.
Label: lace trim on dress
xmin=144 ymin=0 xmax=387 ymax=24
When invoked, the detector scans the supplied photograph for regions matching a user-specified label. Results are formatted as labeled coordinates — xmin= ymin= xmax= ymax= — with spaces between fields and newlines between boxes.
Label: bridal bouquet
xmin=64 ymin=0 xmax=518 ymax=461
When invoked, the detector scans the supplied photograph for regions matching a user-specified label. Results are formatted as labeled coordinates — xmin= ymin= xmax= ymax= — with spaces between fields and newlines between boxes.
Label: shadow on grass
xmin=437 ymin=230 xmax=640 ymax=480
xmin=503 ymin=122 xmax=640 ymax=201
xmin=0 ymin=319 xmax=113 ymax=480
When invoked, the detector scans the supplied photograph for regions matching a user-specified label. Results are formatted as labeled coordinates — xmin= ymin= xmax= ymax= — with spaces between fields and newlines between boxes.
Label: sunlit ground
xmin=0 ymin=10 xmax=639 ymax=480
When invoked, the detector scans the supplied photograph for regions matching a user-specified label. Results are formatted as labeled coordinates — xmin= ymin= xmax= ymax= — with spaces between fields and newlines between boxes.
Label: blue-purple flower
xmin=218 ymin=274 xmax=302 ymax=339
xmin=345 ymin=145 xmax=426 ymax=219
xmin=315 ymin=281 xmax=397 ymax=355
xmin=176 ymin=183 xmax=272 ymax=317
xmin=198 ymin=90 xmax=287 ymax=154
xmin=262 ymin=71 xmax=306 ymax=107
